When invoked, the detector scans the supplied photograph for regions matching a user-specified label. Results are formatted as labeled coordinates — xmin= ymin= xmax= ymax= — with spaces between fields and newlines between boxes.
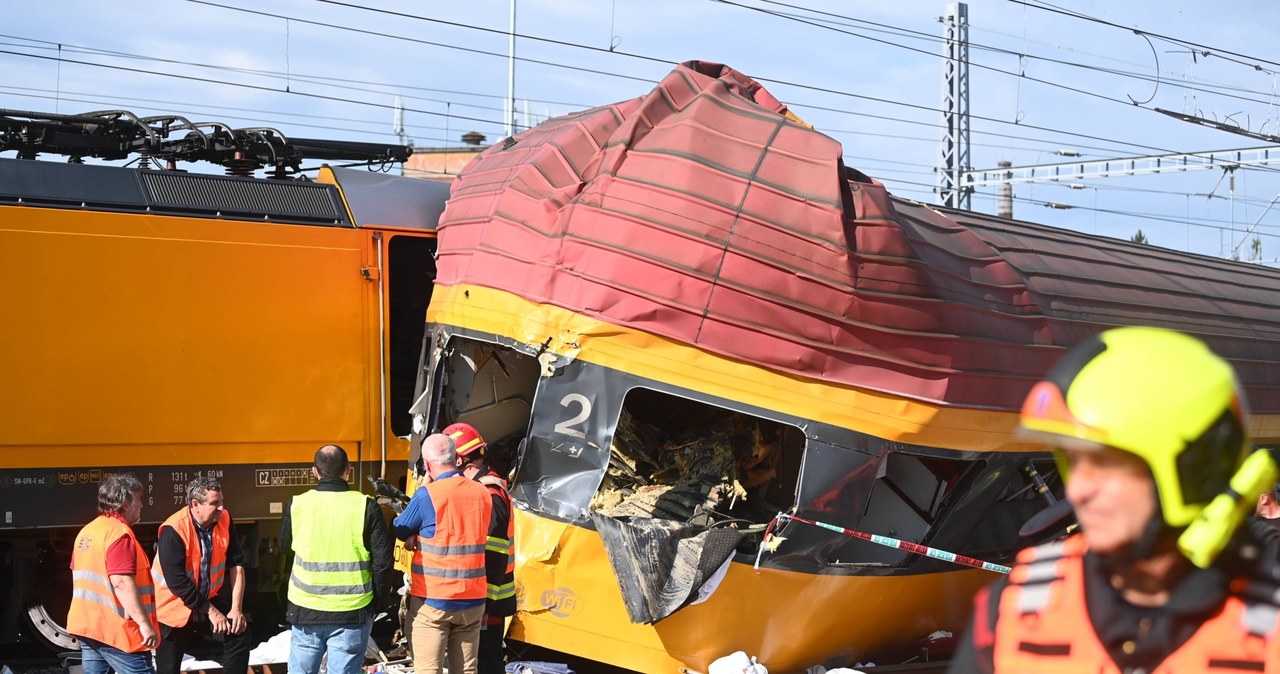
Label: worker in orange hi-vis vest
xmin=948 ymin=327 xmax=1280 ymax=674
xmin=152 ymin=477 xmax=251 ymax=674
xmin=68 ymin=473 xmax=161 ymax=674
xmin=392 ymin=432 xmax=492 ymax=674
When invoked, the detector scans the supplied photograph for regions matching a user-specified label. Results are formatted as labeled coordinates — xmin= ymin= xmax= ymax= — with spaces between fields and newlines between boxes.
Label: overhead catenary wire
xmin=12 ymin=1 xmax=1273 ymax=165
xmin=0 ymin=43 xmax=1162 ymax=166
xmin=317 ymin=0 xmax=1280 ymax=160
xmin=716 ymin=169 xmax=1280 ymax=264
xmin=0 ymin=35 xmax=1178 ymax=162
xmin=713 ymin=0 xmax=1277 ymax=135
xmin=883 ymin=179 xmax=1280 ymax=247
xmin=1013 ymin=0 xmax=1280 ymax=73
xmin=704 ymin=0 xmax=1280 ymax=185
xmin=5 ymin=11 xmax=1269 ymax=173
xmin=0 ymin=85 xmax=474 ymax=143
xmin=0 ymin=49 xmax=504 ymax=129
xmin=28 ymin=1 xmax=1262 ymax=184
xmin=184 ymin=0 xmax=1210 ymax=158
xmin=0 ymin=35 xmax=594 ymax=112
xmin=1045 ymin=179 xmax=1280 ymax=206
xmin=1000 ymin=193 xmax=1280 ymax=239
xmin=186 ymin=0 xmax=659 ymax=84
xmin=0 ymin=83 xmax=950 ymax=168
xmin=6 ymin=2 xmax=1279 ymax=258
xmin=763 ymin=0 xmax=1280 ymax=111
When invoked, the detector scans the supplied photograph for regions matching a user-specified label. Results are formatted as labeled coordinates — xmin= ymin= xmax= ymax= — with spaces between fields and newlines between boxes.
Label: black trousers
xmin=155 ymin=619 xmax=253 ymax=674
xmin=477 ymin=618 xmax=506 ymax=674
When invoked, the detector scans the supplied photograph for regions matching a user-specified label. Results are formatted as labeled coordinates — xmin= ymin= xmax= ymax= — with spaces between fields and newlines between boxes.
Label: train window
xmin=959 ymin=457 xmax=1064 ymax=554
xmin=386 ymin=235 xmax=437 ymax=437
xmin=823 ymin=452 xmax=979 ymax=567
xmin=807 ymin=453 xmax=1065 ymax=568
xmin=431 ymin=336 xmax=539 ymax=478
xmin=996 ymin=458 xmax=1062 ymax=505
xmin=590 ymin=388 xmax=802 ymax=528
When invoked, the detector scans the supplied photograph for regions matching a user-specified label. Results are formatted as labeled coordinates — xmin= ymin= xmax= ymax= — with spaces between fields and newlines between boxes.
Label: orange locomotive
xmin=0 ymin=110 xmax=447 ymax=650
xmin=407 ymin=62 xmax=1280 ymax=673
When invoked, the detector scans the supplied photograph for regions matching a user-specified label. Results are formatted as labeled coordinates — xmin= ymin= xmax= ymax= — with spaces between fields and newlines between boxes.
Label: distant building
xmin=404 ymin=131 xmax=490 ymax=182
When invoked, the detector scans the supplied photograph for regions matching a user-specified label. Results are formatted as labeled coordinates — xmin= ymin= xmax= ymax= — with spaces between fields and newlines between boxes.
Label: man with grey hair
xmin=68 ymin=473 xmax=161 ymax=674
xmin=392 ymin=433 xmax=492 ymax=674
xmin=153 ymin=477 xmax=250 ymax=674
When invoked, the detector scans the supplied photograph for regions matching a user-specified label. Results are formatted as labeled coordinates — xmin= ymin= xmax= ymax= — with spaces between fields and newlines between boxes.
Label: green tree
xmin=1130 ymin=229 xmax=1149 ymax=244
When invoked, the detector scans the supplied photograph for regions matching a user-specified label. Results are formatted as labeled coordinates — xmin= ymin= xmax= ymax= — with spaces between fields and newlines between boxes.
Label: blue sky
xmin=5 ymin=0 xmax=1280 ymax=264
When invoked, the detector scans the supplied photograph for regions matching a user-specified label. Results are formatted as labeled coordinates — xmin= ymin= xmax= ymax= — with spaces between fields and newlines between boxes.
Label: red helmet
xmin=443 ymin=422 xmax=486 ymax=458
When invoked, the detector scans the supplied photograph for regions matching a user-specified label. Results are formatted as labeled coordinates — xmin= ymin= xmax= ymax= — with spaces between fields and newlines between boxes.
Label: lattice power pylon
xmin=939 ymin=2 xmax=971 ymax=210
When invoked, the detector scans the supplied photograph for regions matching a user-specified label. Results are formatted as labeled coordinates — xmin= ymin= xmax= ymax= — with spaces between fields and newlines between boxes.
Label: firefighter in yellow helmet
xmin=947 ymin=326 xmax=1280 ymax=674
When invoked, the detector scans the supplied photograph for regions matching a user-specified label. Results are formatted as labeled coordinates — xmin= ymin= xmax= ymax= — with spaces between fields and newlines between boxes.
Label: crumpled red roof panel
xmin=435 ymin=60 xmax=1280 ymax=414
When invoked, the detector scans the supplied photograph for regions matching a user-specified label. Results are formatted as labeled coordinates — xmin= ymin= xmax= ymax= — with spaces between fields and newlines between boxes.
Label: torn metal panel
xmin=512 ymin=359 xmax=625 ymax=521
xmin=590 ymin=513 xmax=743 ymax=624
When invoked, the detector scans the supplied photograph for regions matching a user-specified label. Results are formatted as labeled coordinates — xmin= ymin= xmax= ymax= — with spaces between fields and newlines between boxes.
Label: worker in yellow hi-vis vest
xmin=281 ymin=445 xmax=393 ymax=674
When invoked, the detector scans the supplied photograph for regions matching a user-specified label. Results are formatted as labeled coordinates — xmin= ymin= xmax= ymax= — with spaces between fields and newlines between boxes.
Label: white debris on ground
xmin=244 ymin=629 xmax=406 ymax=673
xmin=503 ymin=662 xmax=574 ymax=674
xmin=364 ymin=663 xmax=414 ymax=674
xmin=713 ymin=629 xmax=955 ymax=674
xmin=708 ymin=651 xmax=768 ymax=674
xmin=179 ymin=654 xmax=223 ymax=671
xmin=248 ymin=630 xmax=293 ymax=666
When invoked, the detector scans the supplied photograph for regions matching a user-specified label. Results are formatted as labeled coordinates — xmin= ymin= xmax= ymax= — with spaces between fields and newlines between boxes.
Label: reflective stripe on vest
xmin=486 ymin=535 xmax=511 ymax=556
xmin=288 ymin=490 xmax=373 ymax=612
xmin=72 ymin=569 xmax=130 ymax=618
xmin=479 ymin=472 xmax=516 ymax=611
xmin=67 ymin=515 xmax=160 ymax=653
xmin=409 ymin=475 xmax=490 ymax=601
xmin=993 ymin=534 xmax=1279 ymax=673
xmin=152 ymin=507 xmax=231 ymax=628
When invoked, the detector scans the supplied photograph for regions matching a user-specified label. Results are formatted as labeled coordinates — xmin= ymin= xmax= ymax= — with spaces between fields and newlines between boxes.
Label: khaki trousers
xmin=408 ymin=596 xmax=485 ymax=674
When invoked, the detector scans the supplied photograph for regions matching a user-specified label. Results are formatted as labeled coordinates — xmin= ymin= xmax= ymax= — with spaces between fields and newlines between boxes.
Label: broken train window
xmin=820 ymin=452 xmax=980 ymax=567
xmin=586 ymin=387 xmax=806 ymax=622
xmin=963 ymin=456 xmax=1064 ymax=553
xmin=590 ymin=387 xmax=803 ymax=530
xmin=815 ymin=453 xmax=1062 ymax=567
xmin=424 ymin=336 xmax=540 ymax=479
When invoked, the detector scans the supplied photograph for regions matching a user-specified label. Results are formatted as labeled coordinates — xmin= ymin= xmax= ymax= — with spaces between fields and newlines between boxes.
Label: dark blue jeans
xmin=79 ymin=636 xmax=156 ymax=674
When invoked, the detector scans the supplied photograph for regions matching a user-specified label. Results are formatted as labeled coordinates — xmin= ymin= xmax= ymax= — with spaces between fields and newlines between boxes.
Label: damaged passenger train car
xmin=407 ymin=61 xmax=1280 ymax=673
